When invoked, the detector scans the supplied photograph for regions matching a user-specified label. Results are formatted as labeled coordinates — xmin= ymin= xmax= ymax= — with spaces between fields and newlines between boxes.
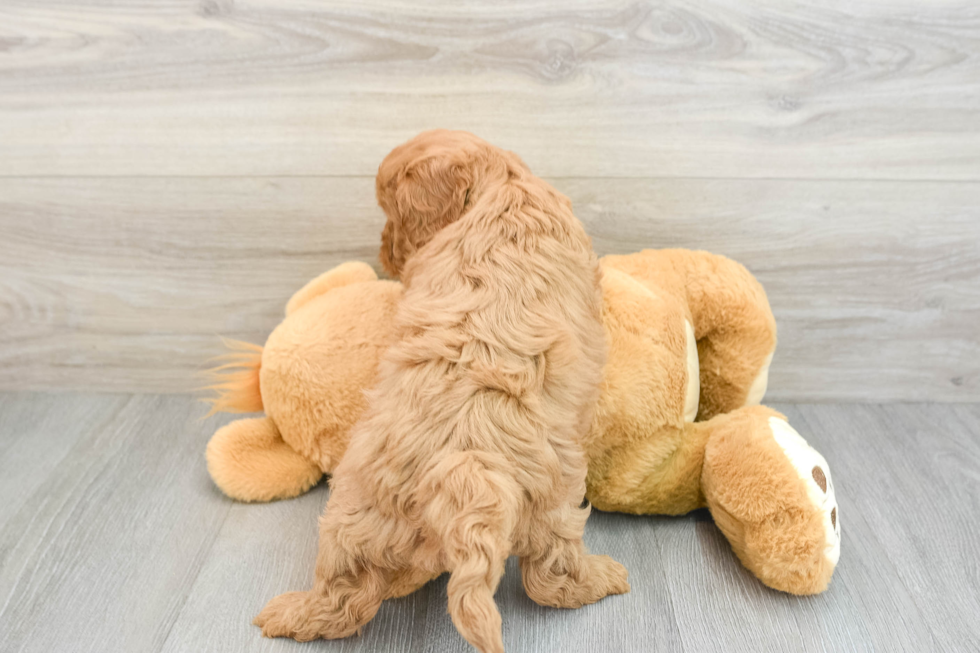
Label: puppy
xmin=254 ymin=130 xmax=629 ymax=653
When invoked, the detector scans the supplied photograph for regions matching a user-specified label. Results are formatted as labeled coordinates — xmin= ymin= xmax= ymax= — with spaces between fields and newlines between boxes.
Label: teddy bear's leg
xmin=701 ymin=405 xmax=840 ymax=595
xmin=284 ymin=260 xmax=378 ymax=316
xmin=599 ymin=249 xmax=776 ymax=420
xmin=206 ymin=417 xmax=323 ymax=502
xmin=586 ymin=421 xmax=715 ymax=515
xmin=519 ymin=503 xmax=630 ymax=609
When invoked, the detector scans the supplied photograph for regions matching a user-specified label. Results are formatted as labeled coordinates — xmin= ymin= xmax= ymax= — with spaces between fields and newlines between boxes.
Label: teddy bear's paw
xmin=768 ymin=417 xmax=840 ymax=566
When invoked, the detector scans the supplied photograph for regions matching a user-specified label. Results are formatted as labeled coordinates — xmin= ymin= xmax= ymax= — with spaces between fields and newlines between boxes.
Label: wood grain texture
xmin=0 ymin=1 xmax=978 ymax=178
xmin=1 ymin=177 xmax=977 ymax=400
xmin=1 ymin=394 xmax=978 ymax=651
xmin=0 ymin=393 xmax=127 ymax=531
xmin=790 ymin=403 xmax=980 ymax=652
xmin=0 ymin=395 xmax=235 ymax=653
xmin=159 ymin=485 xmax=331 ymax=653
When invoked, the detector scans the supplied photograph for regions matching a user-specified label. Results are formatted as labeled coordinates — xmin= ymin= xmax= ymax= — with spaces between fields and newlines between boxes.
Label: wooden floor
xmin=0 ymin=393 xmax=977 ymax=652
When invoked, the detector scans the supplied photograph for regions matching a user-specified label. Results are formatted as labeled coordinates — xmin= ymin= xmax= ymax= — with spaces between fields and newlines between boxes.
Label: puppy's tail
xmin=200 ymin=339 xmax=264 ymax=416
xmin=424 ymin=451 xmax=519 ymax=653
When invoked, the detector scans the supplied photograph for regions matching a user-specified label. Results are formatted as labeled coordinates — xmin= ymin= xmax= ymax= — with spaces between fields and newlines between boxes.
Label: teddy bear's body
xmin=206 ymin=249 xmax=840 ymax=595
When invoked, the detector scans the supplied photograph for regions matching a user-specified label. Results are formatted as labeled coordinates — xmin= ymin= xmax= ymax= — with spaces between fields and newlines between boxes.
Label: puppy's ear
xmin=379 ymin=218 xmax=403 ymax=277
xmin=396 ymin=155 xmax=472 ymax=226
xmin=383 ymin=154 xmax=471 ymax=276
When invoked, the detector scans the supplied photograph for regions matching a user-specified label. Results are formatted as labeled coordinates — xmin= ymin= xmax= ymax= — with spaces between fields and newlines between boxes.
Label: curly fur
xmin=254 ymin=130 xmax=629 ymax=651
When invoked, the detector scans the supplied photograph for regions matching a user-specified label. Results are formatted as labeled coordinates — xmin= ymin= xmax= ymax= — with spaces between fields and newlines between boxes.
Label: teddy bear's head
xmin=261 ymin=277 xmax=403 ymax=472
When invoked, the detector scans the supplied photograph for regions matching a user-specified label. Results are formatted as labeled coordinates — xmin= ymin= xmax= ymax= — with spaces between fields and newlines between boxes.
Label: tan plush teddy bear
xmin=205 ymin=249 xmax=840 ymax=596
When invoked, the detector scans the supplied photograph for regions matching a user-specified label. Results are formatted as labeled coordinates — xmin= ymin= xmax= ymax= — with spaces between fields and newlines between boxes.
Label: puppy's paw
xmin=587 ymin=554 xmax=630 ymax=597
xmin=253 ymin=591 xmax=314 ymax=641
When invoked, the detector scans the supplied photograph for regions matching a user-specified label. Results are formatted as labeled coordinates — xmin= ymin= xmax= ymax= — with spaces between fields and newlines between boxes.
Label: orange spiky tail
xmin=201 ymin=339 xmax=264 ymax=416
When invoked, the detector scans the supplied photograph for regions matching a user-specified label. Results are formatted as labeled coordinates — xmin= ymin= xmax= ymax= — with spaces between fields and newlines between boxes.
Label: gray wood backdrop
xmin=1 ymin=0 xmax=978 ymax=401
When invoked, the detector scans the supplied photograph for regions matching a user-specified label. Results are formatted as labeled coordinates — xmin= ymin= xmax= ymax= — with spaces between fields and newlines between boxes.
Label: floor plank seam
xmin=0 ymin=396 xmax=134 ymax=621
xmin=154 ymin=499 xmax=235 ymax=653
xmin=648 ymin=524 xmax=689 ymax=653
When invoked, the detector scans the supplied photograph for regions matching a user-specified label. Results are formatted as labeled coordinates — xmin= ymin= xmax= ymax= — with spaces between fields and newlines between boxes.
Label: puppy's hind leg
xmin=254 ymin=505 xmax=392 ymax=641
xmin=520 ymin=503 xmax=630 ymax=609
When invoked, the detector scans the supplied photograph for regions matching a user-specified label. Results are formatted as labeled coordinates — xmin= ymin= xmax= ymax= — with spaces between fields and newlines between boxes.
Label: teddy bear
xmin=204 ymin=249 xmax=840 ymax=595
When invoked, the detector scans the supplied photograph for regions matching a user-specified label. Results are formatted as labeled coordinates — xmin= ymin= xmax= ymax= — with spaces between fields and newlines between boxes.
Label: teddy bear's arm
xmin=601 ymin=249 xmax=777 ymax=420
xmin=285 ymin=261 xmax=378 ymax=316
xmin=673 ymin=251 xmax=777 ymax=419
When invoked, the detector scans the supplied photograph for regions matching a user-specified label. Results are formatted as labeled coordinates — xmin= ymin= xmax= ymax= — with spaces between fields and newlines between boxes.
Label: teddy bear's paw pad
xmin=768 ymin=417 xmax=840 ymax=565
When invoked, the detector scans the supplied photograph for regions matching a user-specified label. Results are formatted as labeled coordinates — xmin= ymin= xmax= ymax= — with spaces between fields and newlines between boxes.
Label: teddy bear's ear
xmin=285 ymin=261 xmax=378 ymax=316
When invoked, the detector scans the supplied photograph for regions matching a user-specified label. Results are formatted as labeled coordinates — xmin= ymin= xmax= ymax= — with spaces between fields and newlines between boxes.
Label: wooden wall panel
xmin=1 ymin=177 xmax=976 ymax=400
xmin=1 ymin=1 xmax=977 ymax=398
xmin=0 ymin=1 xmax=978 ymax=178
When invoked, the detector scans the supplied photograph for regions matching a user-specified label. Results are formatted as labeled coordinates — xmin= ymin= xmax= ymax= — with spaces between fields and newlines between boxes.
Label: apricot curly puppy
xmin=254 ymin=130 xmax=629 ymax=652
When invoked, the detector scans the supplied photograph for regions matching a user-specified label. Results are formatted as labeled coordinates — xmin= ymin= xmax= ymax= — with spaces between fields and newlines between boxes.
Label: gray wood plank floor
xmin=0 ymin=394 xmax=977 ymax=652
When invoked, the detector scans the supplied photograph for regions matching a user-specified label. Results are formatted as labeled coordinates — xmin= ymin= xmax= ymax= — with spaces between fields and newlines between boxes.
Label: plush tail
xmin=425 ymin=452 xmax=518 ymax=653
xmin=201 ymin=339 xmax=264 ymax=416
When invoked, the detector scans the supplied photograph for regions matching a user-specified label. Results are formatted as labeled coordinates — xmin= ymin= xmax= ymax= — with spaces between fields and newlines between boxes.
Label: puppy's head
xmin=376 ymin=130 xmax=521 ymax=277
